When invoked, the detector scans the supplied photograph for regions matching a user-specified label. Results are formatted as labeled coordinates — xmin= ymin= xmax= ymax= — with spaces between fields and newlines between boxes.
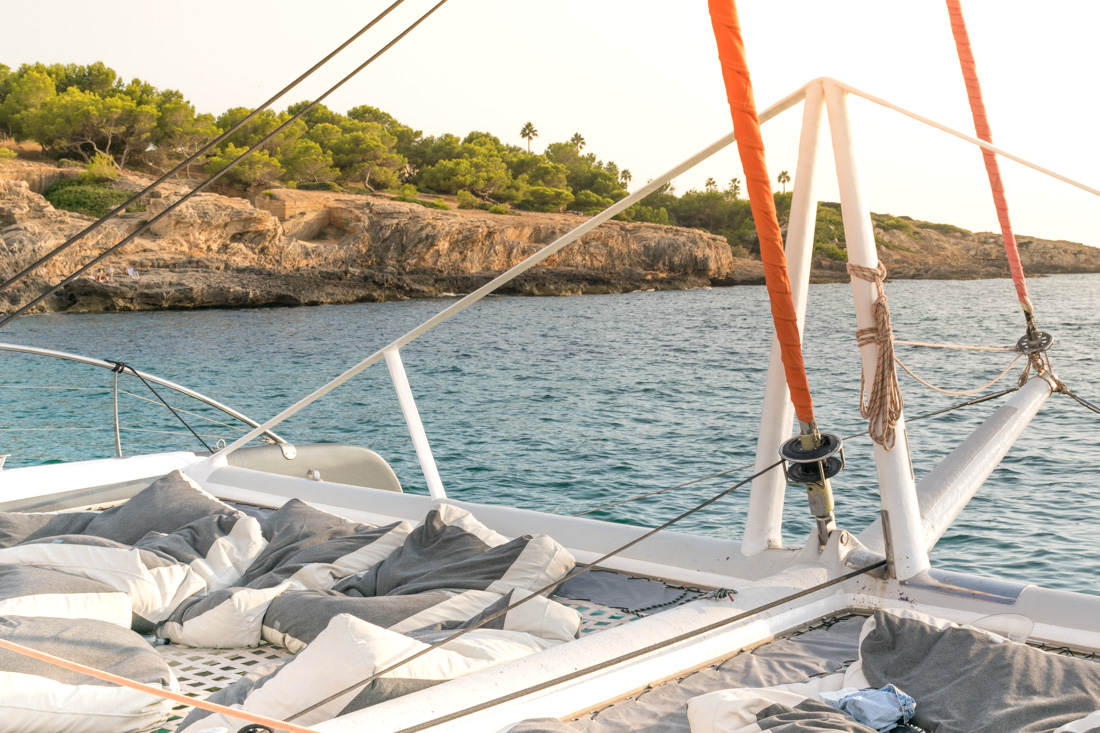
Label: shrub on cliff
xmin=456 ymin=190 xmax=478 ymax=209
xmin=87 ymin=152 xmax=120 ymax=179
xmin=0 ymin=147 xmax=15 ymax=159
xmin=44 ymin=177 xmax=133 ymax=217
xmin=487 ymin=204 xmax=510 ymax=215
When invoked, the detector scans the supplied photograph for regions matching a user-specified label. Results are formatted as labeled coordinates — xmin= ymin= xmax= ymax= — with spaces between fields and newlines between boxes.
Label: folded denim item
xmin=826 ymin=684 xmax=916 ymax=732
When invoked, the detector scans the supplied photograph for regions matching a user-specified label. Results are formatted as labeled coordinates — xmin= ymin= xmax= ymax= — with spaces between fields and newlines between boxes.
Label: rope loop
xmin=847 ymin=262 xmax=902 ymax=449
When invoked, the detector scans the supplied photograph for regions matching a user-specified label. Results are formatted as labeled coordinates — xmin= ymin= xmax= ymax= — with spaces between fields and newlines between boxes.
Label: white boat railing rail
xmin=0 ymin=342 xmax=286 ymax=456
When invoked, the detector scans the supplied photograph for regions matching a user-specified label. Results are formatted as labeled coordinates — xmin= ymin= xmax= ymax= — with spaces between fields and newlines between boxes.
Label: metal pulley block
xmin=1016 ymin=331 xmax=1054 ymax=354
xmin=779 ymin=432 xmax=845 ymax=485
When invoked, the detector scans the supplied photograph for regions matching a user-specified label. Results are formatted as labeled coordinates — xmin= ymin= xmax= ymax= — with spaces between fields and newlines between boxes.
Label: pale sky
xmin=3 ymin=0 xmax=1098 ymax=245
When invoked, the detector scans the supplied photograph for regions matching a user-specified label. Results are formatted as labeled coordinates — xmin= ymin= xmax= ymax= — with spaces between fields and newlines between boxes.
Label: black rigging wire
xmin=391 ymin=560 xmax=888 ymax=733
xmin=283 ymin=460 xmax=787 ymax=723
xmin=0 ymin=0 xmax=408 ymax=297
xmin=572 ymin=386 xmax=1021 ymax=518
xmin=1061 ymin=389 xmax=1100 ymax=415
xmin=0 ymin=0 xmax=451 ymax=331
xmin=106 ymin=361 xmax=213 ymax=452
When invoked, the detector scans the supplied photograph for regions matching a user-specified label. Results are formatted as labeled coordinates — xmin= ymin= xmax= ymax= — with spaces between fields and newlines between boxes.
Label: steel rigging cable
xmin=0 ymin=0 xmax=451 ymax=331
xmin=0 ymin=0 xmax=409 ymax=297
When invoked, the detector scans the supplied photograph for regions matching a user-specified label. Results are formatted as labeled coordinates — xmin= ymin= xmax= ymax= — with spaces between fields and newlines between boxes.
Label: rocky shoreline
xmin=1 ymin=161 xmax=1098 ymax=314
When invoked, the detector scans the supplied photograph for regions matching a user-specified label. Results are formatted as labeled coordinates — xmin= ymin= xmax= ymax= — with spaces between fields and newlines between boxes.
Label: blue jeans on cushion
xmin=828 ymin=685 xmax=916 ymax=732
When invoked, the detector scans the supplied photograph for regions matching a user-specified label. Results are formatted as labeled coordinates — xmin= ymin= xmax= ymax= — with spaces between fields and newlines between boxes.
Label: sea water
xmin=2 ymin=274 xmax=1098 ymax=594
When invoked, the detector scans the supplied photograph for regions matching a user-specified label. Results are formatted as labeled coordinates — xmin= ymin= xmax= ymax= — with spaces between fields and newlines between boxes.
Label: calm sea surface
xmin=2 ymin=275 xmax=1098 ymax=594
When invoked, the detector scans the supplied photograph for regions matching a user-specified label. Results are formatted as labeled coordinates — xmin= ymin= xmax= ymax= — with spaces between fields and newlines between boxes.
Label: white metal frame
xmin=181 ymin=76 xmax=1098 ymax=575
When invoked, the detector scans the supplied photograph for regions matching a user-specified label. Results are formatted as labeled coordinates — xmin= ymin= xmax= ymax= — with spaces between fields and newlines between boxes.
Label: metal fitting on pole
xmin=780 ymin=428 xmax=844 ymax=549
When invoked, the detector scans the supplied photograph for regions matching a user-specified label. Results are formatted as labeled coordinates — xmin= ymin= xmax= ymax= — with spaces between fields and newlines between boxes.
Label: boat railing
xmin=187 ymin=78 xmax=1098 ymax=562
xmin=0 ymin=342 xmax=285 ymax=461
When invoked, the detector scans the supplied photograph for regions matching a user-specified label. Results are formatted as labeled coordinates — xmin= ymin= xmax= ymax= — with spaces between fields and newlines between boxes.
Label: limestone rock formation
xmin=0 ymin=159 xmax=1096 ymax=315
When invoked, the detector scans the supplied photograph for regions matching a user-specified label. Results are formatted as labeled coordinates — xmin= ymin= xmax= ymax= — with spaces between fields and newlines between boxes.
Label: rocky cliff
xmin=0 ymin=161 xmax=1097 ymax=314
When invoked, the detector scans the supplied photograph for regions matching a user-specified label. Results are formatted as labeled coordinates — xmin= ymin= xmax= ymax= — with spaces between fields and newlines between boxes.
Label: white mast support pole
xmin=384 ymin=348 xmax=446 ymax=499
xmin=743 ymin=80 xmax=826 ymax=555
xmin=204 ymin=85 xmax=812 ymax=463
xmin=823 ymin=80 xmax=930 ymax=580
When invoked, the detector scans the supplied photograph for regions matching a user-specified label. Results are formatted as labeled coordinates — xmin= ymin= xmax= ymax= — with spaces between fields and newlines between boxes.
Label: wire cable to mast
xmin=0 ymin=0 xmax=451 ymax=331
xmin=0 ymin=0 xmax=409 ymax=298
xmin=283 ymin=460 xmax=786 ymax=723
xmin=572 ymin=386 xmax=1021 ymax=518
xmin=107 ymin=360 xmax=213 ymax=452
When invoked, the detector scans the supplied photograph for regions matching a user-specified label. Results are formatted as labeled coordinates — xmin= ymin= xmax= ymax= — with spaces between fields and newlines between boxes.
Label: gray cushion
xmin=0 ymin=564 xmax=131 ymax=627
xmin=0 ymin=534 xmax=206 ymax=632
xmin=0 ymin=510 xmax=97 ymax=548
xmin=82 ymin=470 xmax=238 ymax=545
xmin=334 ymin=505 xmax=574 ymax=597
xmin=0 ymin=615 xmax=177 ymax=732
xmin=237 ymin=498 xmax=371 ymax=586
xmin=136 ymin=512 xmax=266 ymax=592
xmin=260 ymin=589 xmax=454 ymax=652
xmin=860 ymin=611 xmax=1100 ymax=733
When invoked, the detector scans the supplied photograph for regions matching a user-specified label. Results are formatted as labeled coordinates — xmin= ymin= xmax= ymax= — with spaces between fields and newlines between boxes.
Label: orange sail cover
xmin=946 ymin=0 xmax=1035 ymax=324
xmin=707 ymin=0 xmax=816 ymax=425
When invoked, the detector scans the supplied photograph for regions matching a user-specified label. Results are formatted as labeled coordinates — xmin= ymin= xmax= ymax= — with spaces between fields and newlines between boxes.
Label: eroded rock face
xmin=0 ymin=168 xmax=752 ymax=313
xmin=0 ymin=160 xmax=1097 ymax=315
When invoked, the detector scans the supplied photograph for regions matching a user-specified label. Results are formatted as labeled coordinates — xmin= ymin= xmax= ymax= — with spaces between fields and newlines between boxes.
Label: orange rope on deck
xmin=707 ymin=0 xmax=815 ymax=426
xmin=946 ymin=0 xmax=1036 ymax=329
xmin=0 ymin=636 xmax=321 ymax=733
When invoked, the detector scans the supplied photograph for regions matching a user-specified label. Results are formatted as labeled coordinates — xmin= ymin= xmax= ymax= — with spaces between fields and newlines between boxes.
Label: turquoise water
xmin=2 ymin=274 xmax=1098 ymax=594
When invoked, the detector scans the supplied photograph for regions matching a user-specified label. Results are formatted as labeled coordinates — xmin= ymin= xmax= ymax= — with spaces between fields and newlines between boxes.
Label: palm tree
xmin=520 ymin=121 xmax=538 ymax=153
xmin=705 ymin=177 xmax=717 ymax=192
xmin=570 ymin=132 xmax=586 ymax=150
xmin=777 ymin=170 xmax=791 ymax=194
xmin=727 ymin=177 xmax=741 ymax=199
xmin=620 ymin=169 xmax=632 ymax=189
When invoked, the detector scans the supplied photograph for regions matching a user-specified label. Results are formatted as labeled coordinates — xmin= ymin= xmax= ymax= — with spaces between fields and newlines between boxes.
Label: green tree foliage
xmin=280 ymin=138 xmax=338 ymax=183
xmin=326 ymin=121 xmax=405 ymax=190
xmin=519 ymin=121 xmax=537 ymax=153
xmin=777 ymin=170 xmax=791 ymax=193
xmin=727 ymin=177 xmax=740 ymax=199
xmin=569 ymin=132 xmax=585 ymax=150
xmin=347 ymin=104 xmax=420 ymax=156
xmin=705 ymin=177 xmax=717 ymax=192
xmin=521 ymin=186 xmax=574 ymax=212
xmin=204 ymin=143 xmax=283 ymax=187
xmin=24 ymin=88 xmax=157 ymax=166
xmin=0 ymin=68 xmax=55 ymax=138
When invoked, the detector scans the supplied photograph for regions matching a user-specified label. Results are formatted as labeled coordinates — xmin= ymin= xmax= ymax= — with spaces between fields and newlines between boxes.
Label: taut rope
xmin=847 ymin=262 xmax=902 ymax=449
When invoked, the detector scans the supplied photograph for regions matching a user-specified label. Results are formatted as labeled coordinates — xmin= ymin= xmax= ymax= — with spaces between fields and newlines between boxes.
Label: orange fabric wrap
xmin=707 ymin=0 xmax=815 ymax=424
xmin=946 ymin=0 xmax=1033 ymax=316
xmin=0 ymin=636 xmax=322 ymax=733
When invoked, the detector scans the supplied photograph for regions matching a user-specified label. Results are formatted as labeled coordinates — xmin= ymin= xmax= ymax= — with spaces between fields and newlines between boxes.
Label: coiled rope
xmin=846 ymin=262 xmax=902 ymax=448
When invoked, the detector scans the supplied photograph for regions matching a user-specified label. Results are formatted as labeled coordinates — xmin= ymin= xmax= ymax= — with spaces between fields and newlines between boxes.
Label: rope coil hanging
xmin=847 ymin=262 xmax=902 ymax=449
